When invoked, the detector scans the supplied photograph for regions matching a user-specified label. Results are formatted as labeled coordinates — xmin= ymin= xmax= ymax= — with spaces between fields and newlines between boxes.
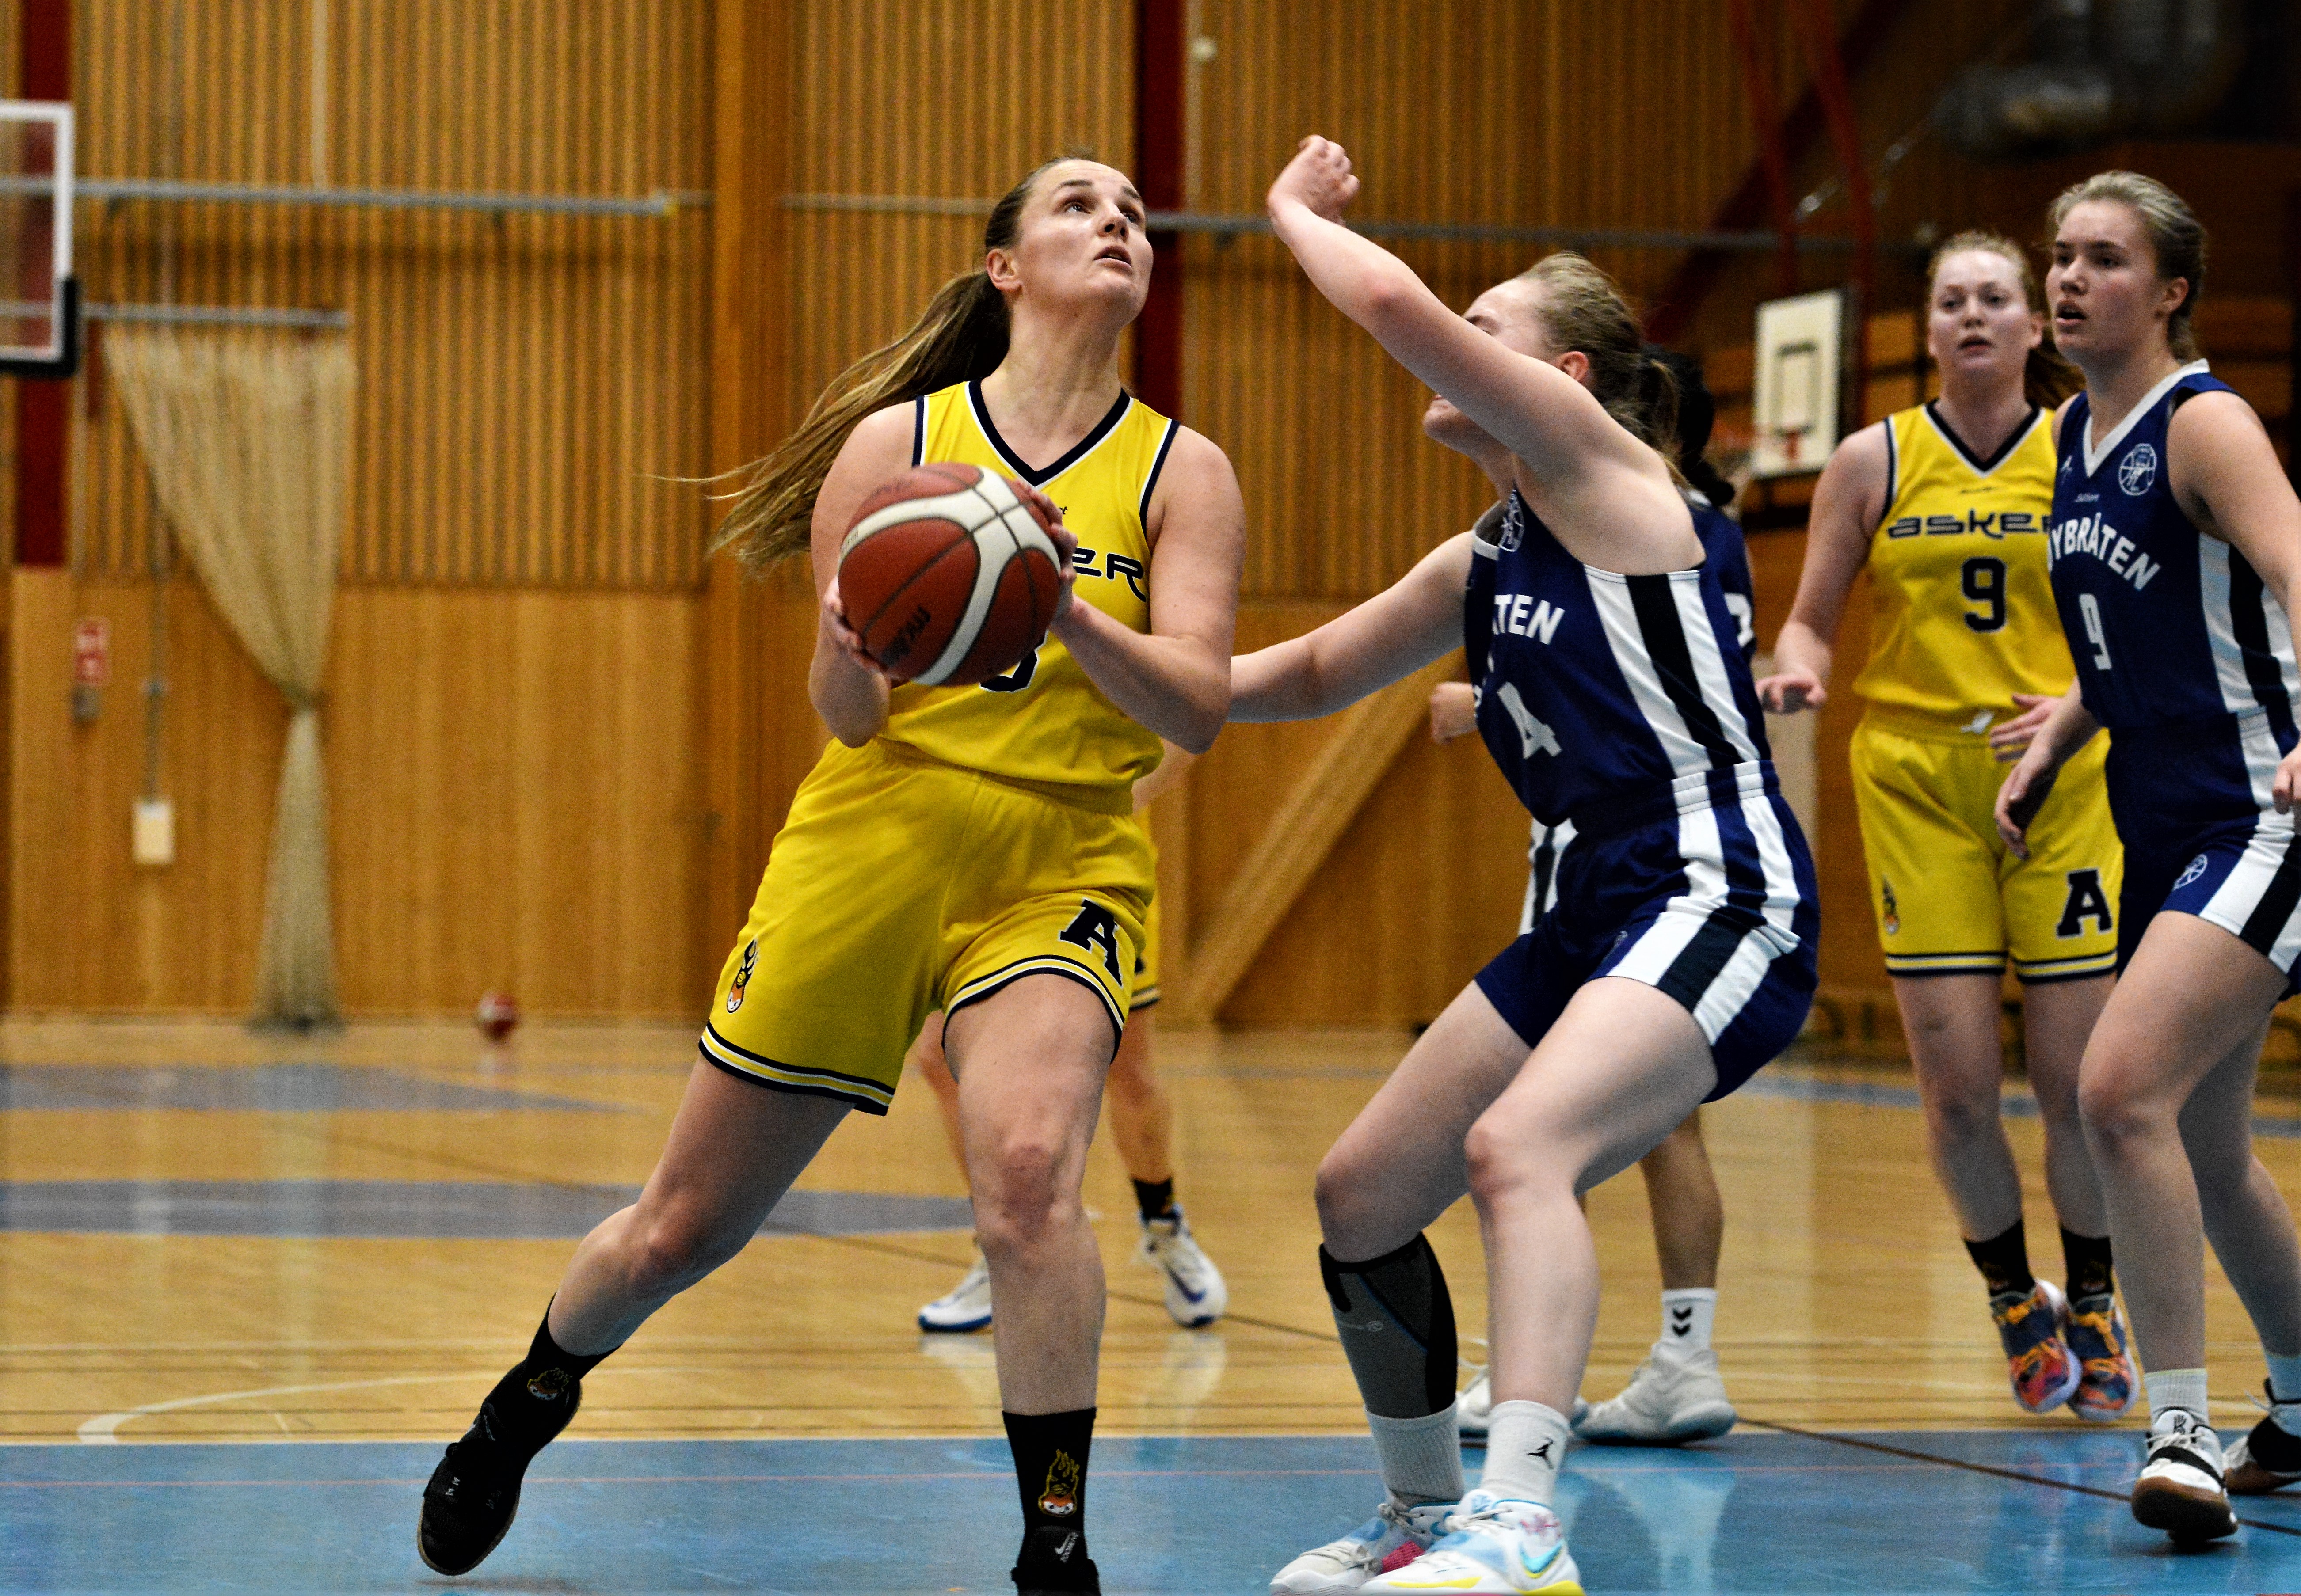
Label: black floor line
xmin=1743 ymin=1416 xmax=2301 ymax=1538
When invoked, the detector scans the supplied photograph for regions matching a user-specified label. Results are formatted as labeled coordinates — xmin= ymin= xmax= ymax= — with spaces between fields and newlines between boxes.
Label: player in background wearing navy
xmin=1441 ymin=352 xmax=1749 ymax=1449
xmin=1997 ymin=171 xmax=2301 ymax=1543
xmin=1244 ymin=137 xmax=1816 ymax=1596
xmin=1764 ymin=235 xmax=2134 ymax=1422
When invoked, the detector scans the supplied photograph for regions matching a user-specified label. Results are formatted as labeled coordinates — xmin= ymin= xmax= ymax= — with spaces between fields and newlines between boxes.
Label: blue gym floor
xmin=5 ymin=1430 xmax=2300 ymax=1594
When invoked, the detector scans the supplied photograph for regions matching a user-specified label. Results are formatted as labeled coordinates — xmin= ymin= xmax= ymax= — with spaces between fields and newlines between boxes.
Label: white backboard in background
xmin=1752 ymin=288 xmax=1842 ymax=478
xmin=0 ymin=99 xmax=72 ymax=370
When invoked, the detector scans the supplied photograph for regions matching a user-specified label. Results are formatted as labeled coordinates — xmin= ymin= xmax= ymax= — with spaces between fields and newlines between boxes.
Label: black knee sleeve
xmin=1318 ymin=1234 xmax=1457 ymax=1419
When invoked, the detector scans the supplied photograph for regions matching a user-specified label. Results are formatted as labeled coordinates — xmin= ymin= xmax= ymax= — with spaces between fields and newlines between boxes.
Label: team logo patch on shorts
xmin=2175 ymin=853 xmax=2209 ymax=890
xmin=725 ymin=939 xmax=758 ymax=1013
xmin=1881 ymin=878 xmax=1901 ymax=936
xmin=1038 ymin=1450 xmax=1082 ymax=1517
xmin=2118 ymin=443 xmax=2158 ymax=497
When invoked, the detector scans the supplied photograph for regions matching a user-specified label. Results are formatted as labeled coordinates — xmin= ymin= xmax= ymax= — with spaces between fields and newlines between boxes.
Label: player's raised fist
xmin=1268 ymin=136 xmax=1359 ymax=224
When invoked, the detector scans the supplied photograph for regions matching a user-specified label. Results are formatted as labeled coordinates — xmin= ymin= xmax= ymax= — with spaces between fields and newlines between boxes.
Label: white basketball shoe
xmin=1360 ymin=1490 xmax=1583 ymax=1594
xmin=1573 ymin=1343 xmax=1735 ymax=1445
xmin=2133 ymin=1407 xmax=2236 ymax=1543
xmin=1459 ymin=1370 xmax=1493 ymax=1438
xmin=916 ymin=1248 xmax=993 ymax=1333
xmin=1269 ymin=1497 xmax=1454 ymax=1595
xmin=1138 ymin=1211 xmax=1227 ymax=1327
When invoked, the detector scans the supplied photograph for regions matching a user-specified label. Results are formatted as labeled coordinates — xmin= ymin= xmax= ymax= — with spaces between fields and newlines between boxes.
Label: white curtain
xmin=107 ymin=330 xmax=355 ymax=1026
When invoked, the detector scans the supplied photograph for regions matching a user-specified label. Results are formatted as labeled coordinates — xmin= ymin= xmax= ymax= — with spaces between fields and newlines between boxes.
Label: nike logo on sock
xmin=1054 ymin=1532 xmax=1079 ymax=1562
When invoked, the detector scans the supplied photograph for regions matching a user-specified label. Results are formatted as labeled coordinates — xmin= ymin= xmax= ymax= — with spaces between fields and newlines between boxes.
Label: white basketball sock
xmin=1478 ymin=1400 xmax=1571 ymax=1506
xmin=1366 ymin=1404 xmax=1465 ymax=1507
xmin=2264 ymin=1351 xmax=2301 ymax=1434
xmin=1658 ymin=1288 xmax=1717 ymax=1355
xmin=2145 ymin=1366 xmax=2208 ymax=1425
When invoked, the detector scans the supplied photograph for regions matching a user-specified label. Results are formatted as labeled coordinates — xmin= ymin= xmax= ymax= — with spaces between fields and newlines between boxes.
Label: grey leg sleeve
xmin=1319 ymin=1235 xmax=1459 ymax=1419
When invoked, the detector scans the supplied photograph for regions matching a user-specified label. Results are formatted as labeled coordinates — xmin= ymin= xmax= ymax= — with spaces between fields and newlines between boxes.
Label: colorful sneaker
xmin=918 ymin=1248 xmax=994 ymax=1333
xmin=2062 ymin=1292 xmax=2139 ymax=1422
xmin=1991 ymin=1279 xmax=2080 ymax=1414
xmin=1013 ymin=1523 xmax=1101 ymax=1594
xmin=1360 ymin=1490 xmax=1583 ymax=1594
xmin=2225 ymin=1381 xmax=2301 ymax=1495
xmin=1137 ymin=1210 xmax=1228 ymax=1328
xmin=1269 ymin=1497 xmax=1452 ymax=1594
xmin=1458 ymin=1369 xmax=1492 ymax=1439
xmin=1573 ymin=1343 xmax=1735 ymax=1445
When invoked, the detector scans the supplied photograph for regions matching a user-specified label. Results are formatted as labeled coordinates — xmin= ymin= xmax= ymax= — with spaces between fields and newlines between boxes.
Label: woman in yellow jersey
xmin=415 ymin=157 xmax=1245 ymax=1596
xmin=1761 ymin=232 xmax=2137 ymax=1421
xmin=910 ymin=745 xmax=1231 ymax=1337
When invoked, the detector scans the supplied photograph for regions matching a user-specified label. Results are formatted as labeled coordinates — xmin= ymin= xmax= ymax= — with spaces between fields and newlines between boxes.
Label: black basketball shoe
xmin=1012 ymin=1523 xmax=1101 ymax=1594
xmin=417 ymin=1366 xmax=583 ymax=1576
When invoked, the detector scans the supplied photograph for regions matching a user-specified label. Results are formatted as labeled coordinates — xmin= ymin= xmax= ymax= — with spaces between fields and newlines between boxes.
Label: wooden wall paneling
xmin=1174 ymin=653 xmax=1463 ymax=1022
xmin=72 ymin=0 xmax=715 ymax=591
xmin=703 ymin=0 xmax=797 ymax=955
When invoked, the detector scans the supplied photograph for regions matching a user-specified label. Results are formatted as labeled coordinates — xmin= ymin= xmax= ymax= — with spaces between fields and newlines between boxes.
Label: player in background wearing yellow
xmin=910 ymin=741 xmax=1228 ymax=1334
xmin=1759 ymin=233 xmax=2137 ymax=1421
xmin=415 ymin=158 xmax=1245 ymax=1596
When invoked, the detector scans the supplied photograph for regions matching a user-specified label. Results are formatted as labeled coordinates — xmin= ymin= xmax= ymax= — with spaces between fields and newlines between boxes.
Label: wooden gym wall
xmin=18 ymin=0 xmax=2289 ymax=1025
xmin=10 ymin=0 xmax=717 ymax=1014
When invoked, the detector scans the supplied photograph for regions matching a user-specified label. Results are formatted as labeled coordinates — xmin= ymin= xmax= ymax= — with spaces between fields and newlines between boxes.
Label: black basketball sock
xmin=1004 ymin=1407 xmax=1095 ymax=1536
xmin=2061 ymin=1227 xmax=2115 ymax=1302
xmin=1320 ymin=1235 xmax=1458 ymax=1418
xmin=1131 ymin=1178 xmax=1176 ymax=1222
xmin=1965 ymin=1220 xmax=2035 ymax=1303
xmin=473 ymin=1307 xmax=617 ymax=1458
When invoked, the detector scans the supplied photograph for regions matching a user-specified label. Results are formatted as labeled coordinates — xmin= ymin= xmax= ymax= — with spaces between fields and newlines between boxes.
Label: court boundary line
xmin=1743 ymin=1416 xmax=2301 ymax=1537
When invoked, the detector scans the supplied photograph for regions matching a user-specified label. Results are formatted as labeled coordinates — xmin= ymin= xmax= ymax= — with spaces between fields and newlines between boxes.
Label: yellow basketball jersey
xmin=874 ymin=379 xmax=1175 ymax=799
xmin=1851 ymin=403 xmax=2073 ymax=726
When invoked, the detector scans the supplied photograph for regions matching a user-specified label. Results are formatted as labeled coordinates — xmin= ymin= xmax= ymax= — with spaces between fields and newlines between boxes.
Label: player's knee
xmin=624 ymin=1209 xmax=743 ymax=1297
xmin=1313 ymin=1144 xmax=1389 ymax=1252
xmin=2075 ymin=1056 xmax=2160 ymax=1154
xmin=1922 ymin=1081 xmax=1999 ymax=1148
xmin=1463 ymin=1110 xmax=1543 ymax=1205
xmin=972 ymin=1136 xmax=1074 ymax=1254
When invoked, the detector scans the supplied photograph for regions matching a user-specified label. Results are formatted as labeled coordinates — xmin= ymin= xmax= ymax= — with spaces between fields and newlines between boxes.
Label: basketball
xmin=474 ymin=990 xmax=519 ymax=1041
xmin=837 ymin=463 xmax=1063 ymax=686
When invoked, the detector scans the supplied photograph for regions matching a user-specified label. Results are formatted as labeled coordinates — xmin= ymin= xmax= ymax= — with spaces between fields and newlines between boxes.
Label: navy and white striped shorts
xmin=2108 ymin=720 xmax=2301 ymax=994
xmin=1476 ymin=792 xmax=1818 ymax=1100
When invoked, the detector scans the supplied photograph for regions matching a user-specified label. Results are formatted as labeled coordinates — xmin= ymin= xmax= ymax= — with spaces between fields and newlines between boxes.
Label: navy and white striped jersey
xmin=2049 ymin=361 xmax=2301 ymax=740
xmin=1468 ymin=486 xmax=1774 ymax=831
xmin=1520 ymin=495 xmax=1755 ymax=931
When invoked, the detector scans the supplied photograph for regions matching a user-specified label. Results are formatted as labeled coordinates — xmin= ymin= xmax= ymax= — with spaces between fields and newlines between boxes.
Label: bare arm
xmin=1265 ymin=138 xmax=1692 ymax=574
xmin=807 ymin=405 xmax=915 ymax=745
xmin=1757 ymin=421 xmax=1886 ymax=713
xmin=1058 ymin=427 xmax=1243 ymax=754
xmin=1230 ymin=535 xmax=1472 ymax=722
xmin=2171 ymin=390 xmax=2301 ymax=811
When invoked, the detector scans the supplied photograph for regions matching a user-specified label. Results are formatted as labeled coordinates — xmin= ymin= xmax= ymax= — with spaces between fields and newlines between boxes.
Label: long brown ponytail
xmin=712 ymin=157 xmax=1071 ymax=570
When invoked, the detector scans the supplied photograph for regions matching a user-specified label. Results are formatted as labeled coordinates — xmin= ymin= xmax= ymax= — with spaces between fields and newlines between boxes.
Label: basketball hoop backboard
xmin=1752 ymin=289 xmax=1842 ymax=479
xmin=0 ymin=100 xmax=76 ymax=377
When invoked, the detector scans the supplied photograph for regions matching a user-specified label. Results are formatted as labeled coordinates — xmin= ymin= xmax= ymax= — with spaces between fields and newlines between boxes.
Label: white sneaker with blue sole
xmin=917 ymin=1249 xmax=993 ymax=1333
xmin=1360 ymin=1490 xmax=1583 ymax=1594
xmin=1138 ymin=1210 xmax=1227 ymax=1327
xmin=1269 ymin=1497 xmax=1453 ymax=1594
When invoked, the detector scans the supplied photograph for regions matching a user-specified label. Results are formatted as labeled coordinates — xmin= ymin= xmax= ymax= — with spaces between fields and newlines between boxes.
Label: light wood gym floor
xmin=5 ymin=1013 xmax=2299 ymax=1449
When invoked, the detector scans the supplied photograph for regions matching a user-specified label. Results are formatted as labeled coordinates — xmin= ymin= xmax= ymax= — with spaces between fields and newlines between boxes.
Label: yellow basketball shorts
xmin=701 ymin=740 xmax=1152 ymax=1115
xmin=1131 ymin=893 xmax=1162 ymax=1011
xmin=1850 ymin=712 xmax=2121 ymax=984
